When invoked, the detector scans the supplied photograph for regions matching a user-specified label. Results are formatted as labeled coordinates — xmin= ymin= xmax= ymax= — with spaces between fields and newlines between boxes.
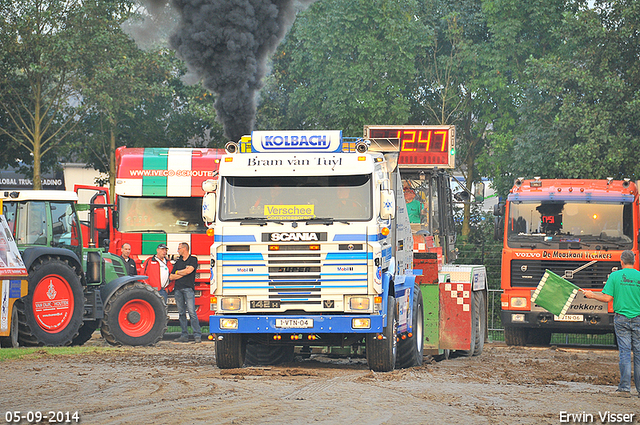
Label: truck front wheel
xmin=101 ymin=282 xmax=167 ymax=346
xmin=397 ymin=284 xmax=424 ymax=368
xmin=504 ymin=325 xmax=527 ymax=346
xmin=366 ymin=296 xmax=397 ymax=372
xmin=215 ymin=334 xmax=246 ymax=369
xmin=17 ymin=257 xmax=84 ymax=346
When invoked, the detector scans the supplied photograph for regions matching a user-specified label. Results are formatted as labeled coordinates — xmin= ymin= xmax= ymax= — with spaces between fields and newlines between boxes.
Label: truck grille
xmin=220 ymin=246 xmax=369 ymax=308
xmin=511 ymin=259 xmax=619 ymax=289
xmin=268 ymin=253 xmax=322 ymax=304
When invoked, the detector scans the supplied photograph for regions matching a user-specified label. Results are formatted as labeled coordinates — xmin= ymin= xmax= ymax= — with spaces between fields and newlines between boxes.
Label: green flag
xmin=531 ymin=270 xmax=580 ymax=318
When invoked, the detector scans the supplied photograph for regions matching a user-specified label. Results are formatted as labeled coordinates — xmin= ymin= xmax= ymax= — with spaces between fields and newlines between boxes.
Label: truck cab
xmin=202 ymin=131 xmax=420 ymax=371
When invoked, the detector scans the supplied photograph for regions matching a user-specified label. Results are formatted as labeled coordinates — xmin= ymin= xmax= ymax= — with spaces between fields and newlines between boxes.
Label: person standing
xmin=120 ymin=242 xmax=138 ymax=276
xmin=584 ymin=250 xmax=640 ymax=397
xmin=170 ymin=242 xmax=201 ymax=343
xmin=142 ymin=243 xmax=171 ymax=303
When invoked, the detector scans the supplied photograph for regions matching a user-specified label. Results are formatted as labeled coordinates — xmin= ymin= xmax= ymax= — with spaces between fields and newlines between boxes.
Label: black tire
xmin=473 ymin=291 xmax=486 ymax=356
xmin=366 ymin=296 xmax=397 ymax=372
xmin=527 ymin=329 xmax=552 ymax=346
xmin=397 ymin=284 xmax=424 ymax=368
xmin=17 ymin=257 xmax=84 ymax=346
xmin=504 ymin=326 xmax=528 ymax=346
xmin=71 ymin=320 xmax=101 ymax=346
xmin=216 ymin=334 xmax=246 ymax=369
xmin=245 ymin=344 xmax=295 ymax=366
xmin=101 ymin=282 xmax=167 ymax=346
xmin=0 ymin=305 xmax=19 ymax=348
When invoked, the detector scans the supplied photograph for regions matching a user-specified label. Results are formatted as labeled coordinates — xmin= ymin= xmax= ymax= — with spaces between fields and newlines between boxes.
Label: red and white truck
xmin=110 ymin=147 xmax=225 ymax=323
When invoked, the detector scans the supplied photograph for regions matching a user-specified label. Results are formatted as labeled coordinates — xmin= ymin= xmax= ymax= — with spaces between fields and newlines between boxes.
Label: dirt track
xmin=0 ymin=336 xmax=638 ymax=425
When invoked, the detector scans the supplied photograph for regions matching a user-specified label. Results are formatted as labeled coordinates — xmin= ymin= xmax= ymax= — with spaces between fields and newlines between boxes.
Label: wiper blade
xmin=239 ymin=217 xmax=283 ymax=226
xmin=306 ymin=217 xmax=351 ymax=225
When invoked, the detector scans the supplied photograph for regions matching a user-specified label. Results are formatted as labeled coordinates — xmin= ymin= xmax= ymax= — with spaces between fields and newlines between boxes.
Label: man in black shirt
xmin=170 ymin=242 xmax=201 ymax=343
xmin=120 ymin=242 xmax=137 ymax=276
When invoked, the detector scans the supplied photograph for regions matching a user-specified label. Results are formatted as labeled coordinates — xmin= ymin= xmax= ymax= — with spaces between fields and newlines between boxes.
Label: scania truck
xmin=202 ymin=130 xmax=422 ymax=371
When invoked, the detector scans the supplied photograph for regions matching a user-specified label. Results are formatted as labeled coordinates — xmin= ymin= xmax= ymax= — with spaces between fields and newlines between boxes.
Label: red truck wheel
xmin=17 ymin=257 xmax=84 ymax=346
xmin=101 ymin=282 xmax=167 ymax=346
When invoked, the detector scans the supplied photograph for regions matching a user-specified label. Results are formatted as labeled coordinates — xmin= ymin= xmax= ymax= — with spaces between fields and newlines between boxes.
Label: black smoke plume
xmin=143 ymin=0 xmax=316 ymax=141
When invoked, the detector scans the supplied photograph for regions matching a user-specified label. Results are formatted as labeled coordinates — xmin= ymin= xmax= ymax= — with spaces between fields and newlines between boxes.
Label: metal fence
xmin=457 ymin=240 xmax=616 ymax=347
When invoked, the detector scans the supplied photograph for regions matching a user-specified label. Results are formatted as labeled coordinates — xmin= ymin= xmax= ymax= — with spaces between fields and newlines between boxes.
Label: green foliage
xmin=257 ymin=0 xmax=431 ymax=136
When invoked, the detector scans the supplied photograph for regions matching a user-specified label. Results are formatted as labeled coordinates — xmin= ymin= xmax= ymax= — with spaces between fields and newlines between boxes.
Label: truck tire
xmin=17 ymin=258 xmax=84 ymax=346
xmin=245 ymin=344 xmax=295 ymax=366
xmin=504 ymin=325 xmax=527 ymax=346
xmin=527 ymin=329 xmax=552 ymax=346
xmin=397 ymin=284 xmax=424 ymax=368
xmin=101 ymin=282 xmax=167 ymax=346
xmin=71 ymin=320 xmax=101 ymax=346
xmin=473 ymin=291 xmax=486 ymax=356
xmin=215 ymin=334 xmax=246 ymax=369
xmin=0 ymin=305 xmax=19 ymax=348
xmin=366 ymin=296 xmax=397 ymax=372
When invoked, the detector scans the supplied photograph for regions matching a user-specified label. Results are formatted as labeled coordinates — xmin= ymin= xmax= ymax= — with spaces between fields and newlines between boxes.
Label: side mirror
xmin=494 ymin=216 xmax=504 ymax=241
xmin=493 ymin=202 xmax=505 ymax=217
xmin=380 ymin=189 xmax=395 ymax=220
xmin=202 ymin=192 xmax=217 ymax=224
xmin=202 ymin=179 xmax=218 ymax=193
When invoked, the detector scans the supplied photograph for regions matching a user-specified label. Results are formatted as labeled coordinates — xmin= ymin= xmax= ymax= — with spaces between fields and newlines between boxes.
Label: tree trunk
xmin=461 ymin=137 xmax=477 ymax=240
xmin=32 ymin=81 xmax=43 ymax=190
xmin=109 ymin=120 xmax=117 ymax=198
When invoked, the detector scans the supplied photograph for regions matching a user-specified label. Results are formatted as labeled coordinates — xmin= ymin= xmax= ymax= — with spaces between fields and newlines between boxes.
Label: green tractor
xmin=1 ymin=190 xmax=167 ymax=347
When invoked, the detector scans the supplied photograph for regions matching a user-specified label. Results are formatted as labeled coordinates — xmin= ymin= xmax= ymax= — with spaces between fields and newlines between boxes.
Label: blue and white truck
xmin=201 ymin=130 xmax=424 ymax=371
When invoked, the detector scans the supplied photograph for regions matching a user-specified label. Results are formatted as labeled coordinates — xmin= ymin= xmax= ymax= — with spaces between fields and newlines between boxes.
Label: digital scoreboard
xmin=363 ymin=125 xmax=455 ymax=169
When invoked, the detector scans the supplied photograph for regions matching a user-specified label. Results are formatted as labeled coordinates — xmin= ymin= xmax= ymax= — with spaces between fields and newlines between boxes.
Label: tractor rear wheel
xmin=17 ymin=257 xmax=84 ymax=346
xmin=71 ymin=320 xmax=101 ymax=346
xmin=101 ymin=282 xmax=167 ymax=346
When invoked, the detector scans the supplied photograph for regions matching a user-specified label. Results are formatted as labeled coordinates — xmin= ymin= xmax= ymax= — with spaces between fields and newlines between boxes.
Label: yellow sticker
xmin=264 ymin=205 xmax=315 ymax=219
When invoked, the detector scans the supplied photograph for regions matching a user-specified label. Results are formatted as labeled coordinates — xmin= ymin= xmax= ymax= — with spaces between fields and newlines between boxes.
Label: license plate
xmin=275 ymin=318 xmax=313 ymax=329
xmin=554 ymin=314 xmax=583 ymax=322
xmin=250 ymin=300 xmax=281 ymax=309
xmin=167 ymin=297 xmax=176 ymax=305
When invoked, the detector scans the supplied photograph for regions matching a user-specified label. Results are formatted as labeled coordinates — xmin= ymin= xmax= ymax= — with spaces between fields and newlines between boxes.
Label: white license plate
xmin=554 ymin=314 xmax=583 ymax=322
xmin=167 ymin=297 xmax=176 ymax=305
xmin=275 ymin=319 xmax=313 ymax=329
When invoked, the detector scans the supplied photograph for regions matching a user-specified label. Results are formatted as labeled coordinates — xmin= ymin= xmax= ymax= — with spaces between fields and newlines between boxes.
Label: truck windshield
xmin=118 ymin=196 xmax=205 ymax=233
xmin=220 ymin=175 xmax=372 ymax=221
xmin=507 ymin=201 xmax=633 ymax=248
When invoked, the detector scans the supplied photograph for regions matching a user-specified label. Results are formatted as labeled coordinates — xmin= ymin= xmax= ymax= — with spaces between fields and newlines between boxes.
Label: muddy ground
xmin=0 ymin=335 xmax=638 ymax=425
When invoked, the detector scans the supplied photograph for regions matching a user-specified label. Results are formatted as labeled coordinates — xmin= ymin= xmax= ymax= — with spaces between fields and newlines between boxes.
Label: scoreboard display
xmin=364 ymin=125 xmax=455 ymax=169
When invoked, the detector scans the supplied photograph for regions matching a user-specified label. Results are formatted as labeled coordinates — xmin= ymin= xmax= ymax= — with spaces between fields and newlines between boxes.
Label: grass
xmin=0 ymin=346 xmax=116 ymax=362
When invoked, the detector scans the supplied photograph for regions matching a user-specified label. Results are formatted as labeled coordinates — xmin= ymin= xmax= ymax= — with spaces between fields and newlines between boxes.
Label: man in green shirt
xmin=584 ymin=250 xmax=640 ymax=397
xmin=403 ymin=187 xmax=423 ymax=224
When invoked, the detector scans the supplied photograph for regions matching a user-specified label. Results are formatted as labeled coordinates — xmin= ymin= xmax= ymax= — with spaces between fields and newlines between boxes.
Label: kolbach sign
xmin=0 ymin=167 xmax=65 ymax=190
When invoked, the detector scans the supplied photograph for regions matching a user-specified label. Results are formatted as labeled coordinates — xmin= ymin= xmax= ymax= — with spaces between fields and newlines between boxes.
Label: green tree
xmin=502 ymin=0 xmax=640 ymax=186
xmin=0 ymin=0 xmax=92 ymax=189
xmin=257 ymin=0 xmax=431 ymax=136
xmin=68 ymin=2 xmax=224 ymax=195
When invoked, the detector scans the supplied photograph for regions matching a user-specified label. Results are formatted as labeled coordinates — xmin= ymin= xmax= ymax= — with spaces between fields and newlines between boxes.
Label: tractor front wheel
xmin=101 ymin=282 xmax=167 ymax=346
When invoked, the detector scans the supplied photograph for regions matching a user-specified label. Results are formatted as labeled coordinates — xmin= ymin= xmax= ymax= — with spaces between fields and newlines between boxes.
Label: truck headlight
xmin=220 ymin=318 xmax=238 ymax=329
xmin=510 ymin=297 xmax=527 ymax=308
xmin=221 ymin=297 xmax=242 ymax=311
xmin=352 ymin=318 xmax=371 ymax=329
xmin=349 ymin=297 xmax=370 ymax=310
